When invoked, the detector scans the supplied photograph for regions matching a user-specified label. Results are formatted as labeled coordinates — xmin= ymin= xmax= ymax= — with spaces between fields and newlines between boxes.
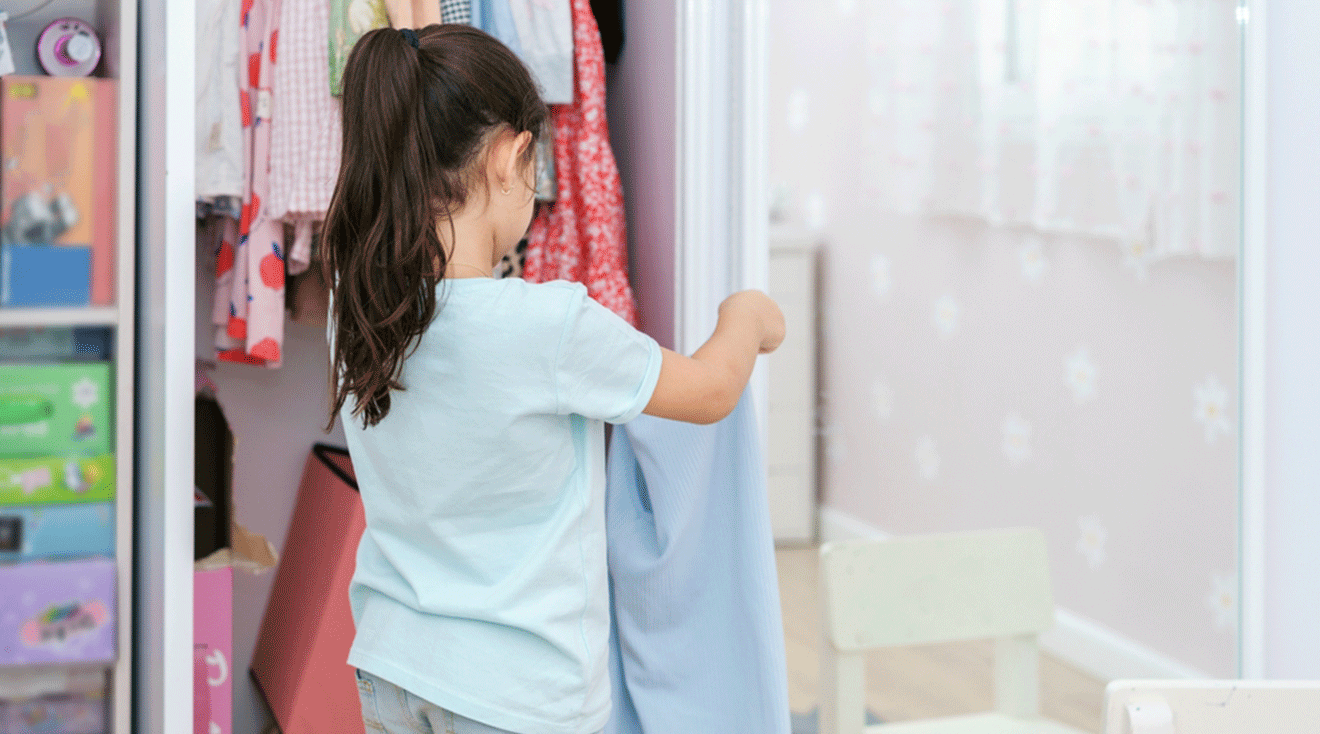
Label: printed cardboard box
xmin=0 ymin=242 xmax=92 ymax=307
xmin=0 ymin=76 xmax=117 ymax=305
xmin=2 ymin=689 xmax=106 ymax=734
xmin=0 ymin=556 xmax=116 ymax=667
xmin=0 ymin=455 xmax=115 ymax=506
xmin=0 ymin=362 xmax=113 ymax=457
xmin=0 ymin=501 xmax=114 ymax=562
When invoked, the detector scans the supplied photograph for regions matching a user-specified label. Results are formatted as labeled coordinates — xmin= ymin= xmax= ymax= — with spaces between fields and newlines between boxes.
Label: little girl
xmin=323 ymin=24 xmax=784 ymax=734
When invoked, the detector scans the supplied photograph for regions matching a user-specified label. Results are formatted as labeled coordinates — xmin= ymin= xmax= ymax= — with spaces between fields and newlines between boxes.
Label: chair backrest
xmin=819 ymin=528 xmax=1055 ymax=651
xmin=1104 ymin=680 xmax=1320 ymax=734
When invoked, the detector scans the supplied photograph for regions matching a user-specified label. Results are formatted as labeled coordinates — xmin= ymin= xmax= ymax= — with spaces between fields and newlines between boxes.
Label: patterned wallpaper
xmin=769 ymin=0 xmax=1240 ymax=676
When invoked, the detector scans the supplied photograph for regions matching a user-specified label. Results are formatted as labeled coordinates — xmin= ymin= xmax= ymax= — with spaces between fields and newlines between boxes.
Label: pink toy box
xmin=0 ymin=556 xmax=115 ymax=667
xmin=195 ymin=560 xmax=233 ymax=734
xmin=251 ymin=444 xmax=366 ymax=734
xmin=0 ymin=76 xmax=117 ymax=306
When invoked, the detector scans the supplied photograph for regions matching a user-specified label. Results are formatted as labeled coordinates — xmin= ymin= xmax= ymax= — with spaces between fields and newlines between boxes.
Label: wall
xmin=606 ymin=1 xmax=677 ymax=349
xmin=769 ymin=0 xmax=1239 ymax=676
xmin=1264 ymin=0 xmax=1320 ymax=679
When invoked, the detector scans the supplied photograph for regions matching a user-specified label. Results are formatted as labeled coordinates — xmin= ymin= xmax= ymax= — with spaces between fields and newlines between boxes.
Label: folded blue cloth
xmin=606 ymin=392 xmax=792 ymax=734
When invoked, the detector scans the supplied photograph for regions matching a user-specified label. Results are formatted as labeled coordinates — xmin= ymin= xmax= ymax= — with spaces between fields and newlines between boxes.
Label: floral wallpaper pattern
xmin=770 ymin=0 xmax=1240 ymax=676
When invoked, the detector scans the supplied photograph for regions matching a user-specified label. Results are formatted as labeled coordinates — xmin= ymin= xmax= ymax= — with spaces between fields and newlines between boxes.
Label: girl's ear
xmin=499 ymin=130 xmax=535 ymax=192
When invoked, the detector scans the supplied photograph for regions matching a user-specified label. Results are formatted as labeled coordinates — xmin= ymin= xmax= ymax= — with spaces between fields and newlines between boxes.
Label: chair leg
xmin=994 ymin=635 xmax=1040 ymax=718
xmin=820 ymin=640 xmax=866 ymax=734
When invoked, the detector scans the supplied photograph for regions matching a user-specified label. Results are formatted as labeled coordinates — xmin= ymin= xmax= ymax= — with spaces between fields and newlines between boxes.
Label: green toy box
xmin=0 ymin=454 xmax=115 ymax=506
xmin=0 ymin=363 xmax=113 ymax=456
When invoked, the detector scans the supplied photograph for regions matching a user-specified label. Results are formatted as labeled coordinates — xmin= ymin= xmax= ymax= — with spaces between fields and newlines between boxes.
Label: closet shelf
xmin=0 ymin=307 xmax=121 ymax=328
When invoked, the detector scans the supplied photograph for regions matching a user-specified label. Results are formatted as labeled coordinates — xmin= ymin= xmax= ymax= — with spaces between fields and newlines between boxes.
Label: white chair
xmin=1104 ymin=680 xmax=1320 ymax=733
xmin=818 ymin=528 xmax=1088 ymax=734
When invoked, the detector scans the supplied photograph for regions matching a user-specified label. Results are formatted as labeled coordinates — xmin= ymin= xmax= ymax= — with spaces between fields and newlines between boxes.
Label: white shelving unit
xmin=0 ymin=307 xmax=121 ymax=328
xmin=3 ymin=1 xmax=136 ymax=732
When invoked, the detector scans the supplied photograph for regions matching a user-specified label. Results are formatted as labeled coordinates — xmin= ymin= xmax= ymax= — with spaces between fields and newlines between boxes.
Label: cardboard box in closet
xmin=251 ymin=444 xmax=367 ymax=734
xmin=193 ymin=393 xmax=278 ymax=734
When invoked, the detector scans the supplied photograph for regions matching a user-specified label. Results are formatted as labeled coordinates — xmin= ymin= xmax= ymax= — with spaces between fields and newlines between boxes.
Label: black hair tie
xmin=401 ymin=28 xmax=419 ymax=49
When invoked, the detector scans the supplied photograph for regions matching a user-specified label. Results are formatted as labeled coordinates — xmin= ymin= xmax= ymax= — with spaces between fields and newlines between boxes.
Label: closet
xmin=130 ymin=1 xmax=768 ymax=732
xmin=0 ymin=2 xmax=136 ymax=733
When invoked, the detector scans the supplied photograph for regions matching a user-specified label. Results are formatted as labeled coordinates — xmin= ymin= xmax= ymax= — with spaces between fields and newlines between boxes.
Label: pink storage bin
xmin=251 ymin=444 xmax=366 ymax=734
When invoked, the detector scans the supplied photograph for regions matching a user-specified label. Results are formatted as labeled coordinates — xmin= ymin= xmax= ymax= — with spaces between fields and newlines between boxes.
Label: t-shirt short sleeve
xmin=555 ymin=286 xmax=662 ymax=424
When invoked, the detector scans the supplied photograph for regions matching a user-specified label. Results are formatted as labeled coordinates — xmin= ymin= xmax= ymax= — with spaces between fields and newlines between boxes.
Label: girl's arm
xmin=643 ymin=290 xmax=785 ymax=425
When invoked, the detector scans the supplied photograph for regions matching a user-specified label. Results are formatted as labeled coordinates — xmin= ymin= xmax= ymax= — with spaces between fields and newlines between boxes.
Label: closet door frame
xmin=675 ymin=0 xmax=770 ymax=436
xmin=137 ymin=0 xmax=197 ymax=731
xmin=1238 ymin=0 xmax=1265 ymax=680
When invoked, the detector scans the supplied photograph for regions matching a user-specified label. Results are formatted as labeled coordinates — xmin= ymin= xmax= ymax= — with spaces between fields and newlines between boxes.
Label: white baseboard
xmin=818 ymin=506 xmax=1210 ymax=682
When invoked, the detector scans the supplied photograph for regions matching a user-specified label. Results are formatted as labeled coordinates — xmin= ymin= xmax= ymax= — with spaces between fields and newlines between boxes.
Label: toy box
xmin=0 ymin=664 xmax=106 ymax=700
xmin=0 ymin=327 xmax=112 ymax=362
xmin=1 ymin=243 xmax=92 ymax=307
xmin=0 ymin=502 xmax=114 ymax=562
xmin=0 ymin=556 xmax=116 ymax=667
xmin=251 ymin=445 xmax=366 ymax=734
xmin=0 ymin=76 xmax=117 ymax=306
xmin=194 ymin=560 xmax=232 ymax=734
xmin=0 ymin=455 xmax=115 ymax=506
xmin=0 ymin=362 xmax=113 ymax=456
xmin=2 ymin=690 xmax=106 ymax=734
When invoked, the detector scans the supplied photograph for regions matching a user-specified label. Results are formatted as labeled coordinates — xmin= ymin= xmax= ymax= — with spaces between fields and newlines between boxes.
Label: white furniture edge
xmin=111 ymin=0 xmax=138 ymax=729
xmin=819 ymin=506 xmax=1212 ymax=682
xmin=163 ymin=0 xmax=197 ymax=730
xmin=137 ymin=0 xmax=197 ymax=731
xmin=0 ymin=307 xmax=120 ymax=327
xmin=1238 ymin=0 xmax=1267 ymax=681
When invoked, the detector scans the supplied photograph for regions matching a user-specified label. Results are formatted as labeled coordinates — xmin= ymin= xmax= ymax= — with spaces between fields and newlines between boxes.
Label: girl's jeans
xmin=356 ymin=669 xmax=600 ymax=734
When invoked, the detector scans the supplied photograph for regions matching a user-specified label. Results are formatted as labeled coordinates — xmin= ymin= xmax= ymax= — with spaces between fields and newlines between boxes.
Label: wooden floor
xmin=776 ymin=547 xmax=1105 ymax=733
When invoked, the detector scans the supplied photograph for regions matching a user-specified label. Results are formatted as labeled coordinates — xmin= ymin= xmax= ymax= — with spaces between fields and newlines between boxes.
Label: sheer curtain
xmin=866 ymin=0 xmax=1239 ymax=260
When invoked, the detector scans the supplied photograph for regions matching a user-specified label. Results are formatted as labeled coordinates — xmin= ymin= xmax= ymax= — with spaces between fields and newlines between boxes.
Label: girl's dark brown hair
xmin=323 ymin=24 xmax=547 ymax=429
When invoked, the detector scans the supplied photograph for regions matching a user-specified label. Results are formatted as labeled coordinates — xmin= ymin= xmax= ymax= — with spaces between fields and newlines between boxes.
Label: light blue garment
xmin=605 ymin=392 xmax=793 ymax=734
xmin=341 ymin=278 xmax=662 ymax=734
xmin=471 ymin=0 xmax=522 ymax=58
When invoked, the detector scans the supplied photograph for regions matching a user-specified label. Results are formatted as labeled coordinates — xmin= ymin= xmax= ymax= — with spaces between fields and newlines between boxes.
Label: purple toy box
xmin=0 ymin=557 xmax=116 ymax=667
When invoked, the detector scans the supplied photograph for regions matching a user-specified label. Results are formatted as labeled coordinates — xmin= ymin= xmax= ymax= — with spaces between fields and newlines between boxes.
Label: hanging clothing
xmin=605 ymin=392 xmax=792 ymax=734
xmin=507 ymin=0 xmax=574 ymax=104
xmin=524 ymin=0 xmax=636 ymax=325
xmin=214 ymin=0 xmax=285 ymax=367
xmin=588 ymin=0 xmax=622 ymax=64
xmin=328 ymin=0 xmax=390 ymax=96
xmin=470 ymin=0 xmax=522 ymax=57
xmin=269 ymin=0 xmax=342 ymax=276
xmin=440 ymin=0 xmax=471 ymax=24
xmin=196 ymin=0 xmax=244 ymax=200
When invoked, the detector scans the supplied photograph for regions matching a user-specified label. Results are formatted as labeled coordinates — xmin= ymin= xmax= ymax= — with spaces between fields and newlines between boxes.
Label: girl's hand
xmin=645 ymin=290 xmax=787 ymax=424
xmin=720 ymin=290 xmax=785 ymax=354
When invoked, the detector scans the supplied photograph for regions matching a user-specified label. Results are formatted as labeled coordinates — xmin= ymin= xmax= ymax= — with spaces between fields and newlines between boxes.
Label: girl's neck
xmin=438 ymin=206 xmax=498 ymax=279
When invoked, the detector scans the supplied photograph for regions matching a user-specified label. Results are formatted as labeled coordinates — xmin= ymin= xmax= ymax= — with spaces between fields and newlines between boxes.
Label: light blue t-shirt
xmin=340 ymin=278 xmax=662 ymax=734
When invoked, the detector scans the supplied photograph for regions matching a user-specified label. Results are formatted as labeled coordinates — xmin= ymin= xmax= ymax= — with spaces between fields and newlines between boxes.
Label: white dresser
xmin=766 ymin=238 xmax=819 ymax=544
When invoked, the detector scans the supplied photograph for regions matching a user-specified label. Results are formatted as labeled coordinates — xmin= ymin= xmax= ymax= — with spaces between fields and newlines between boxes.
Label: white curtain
xmin=865 ymin=0 xmax=1240 ymax=260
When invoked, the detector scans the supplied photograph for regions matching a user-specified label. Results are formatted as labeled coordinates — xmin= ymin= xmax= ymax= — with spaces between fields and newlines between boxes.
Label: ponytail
xmin=323 ymin=25 xmax=547 ymax=429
